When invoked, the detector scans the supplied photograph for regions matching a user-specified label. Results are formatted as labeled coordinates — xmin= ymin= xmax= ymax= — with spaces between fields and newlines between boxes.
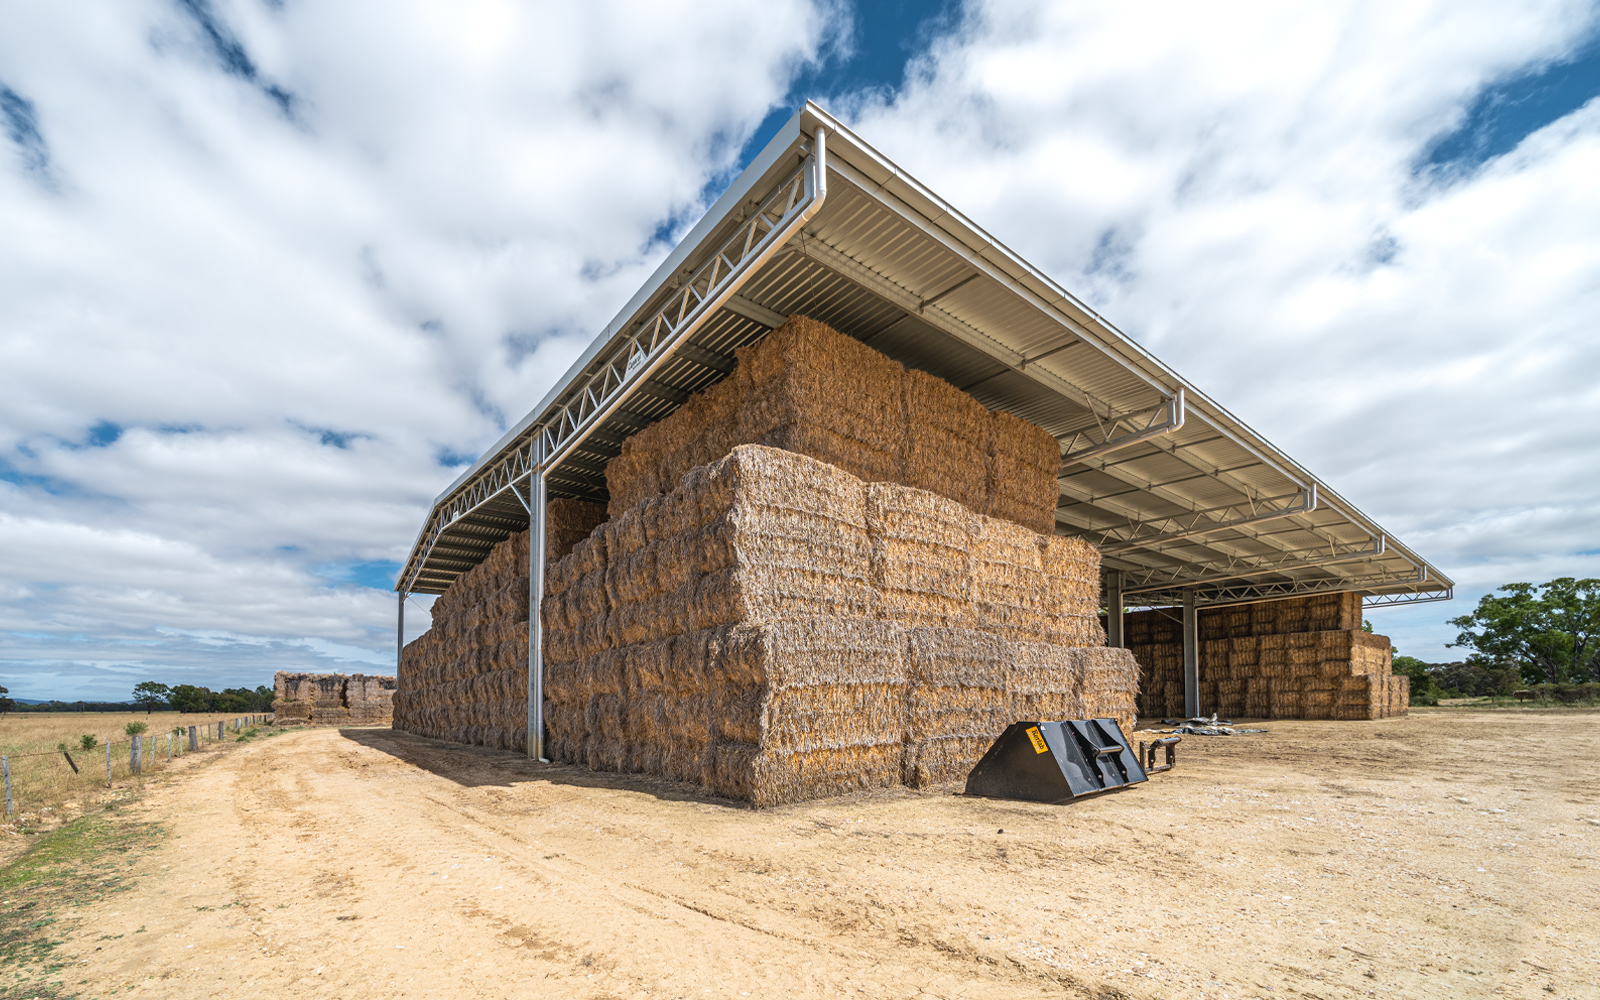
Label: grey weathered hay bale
xmin=275 ymin=671 xmax=395 ymax=727
xmin=546 ymin=498 xmax=608 ymax=565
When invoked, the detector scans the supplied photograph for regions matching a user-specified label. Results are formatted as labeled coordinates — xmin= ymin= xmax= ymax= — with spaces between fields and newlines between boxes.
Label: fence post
xmin=167 ymin=733 xmax=173 ymax=761
xmin=106 ymin=741 xmax=112 ymax=787
xmin=3 ymin=756 xmax=11 ymax=818
xmin=188 ymin=725 xmax=198 ymax=751
xmin=131 ymin=735 xmax=142 ymax=776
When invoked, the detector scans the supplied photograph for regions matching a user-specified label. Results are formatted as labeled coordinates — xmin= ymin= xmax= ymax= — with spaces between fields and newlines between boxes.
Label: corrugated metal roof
xmin=397 ymin=103 xmax=1452 ymax=610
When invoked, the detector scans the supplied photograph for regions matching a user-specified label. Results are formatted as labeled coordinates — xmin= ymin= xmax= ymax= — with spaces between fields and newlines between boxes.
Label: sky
xmin=1 ymin=1 xmax=1597 ymax=701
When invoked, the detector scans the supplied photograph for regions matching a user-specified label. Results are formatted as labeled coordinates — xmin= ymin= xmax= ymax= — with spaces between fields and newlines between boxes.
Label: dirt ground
xmin=61 ymin=710 xmax=1598 ymax=999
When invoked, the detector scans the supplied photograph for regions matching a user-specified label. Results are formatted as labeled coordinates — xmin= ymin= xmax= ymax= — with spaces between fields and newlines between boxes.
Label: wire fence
xmin=1 ymin=714 xmax=274 ymax=825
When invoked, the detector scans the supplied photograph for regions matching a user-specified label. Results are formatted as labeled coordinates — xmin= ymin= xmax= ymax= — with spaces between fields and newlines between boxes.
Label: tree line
xmin=1392 ymin=576 xmax=1599 ymax=703
xmin=0 ymin=682 xmax=275 ymax=714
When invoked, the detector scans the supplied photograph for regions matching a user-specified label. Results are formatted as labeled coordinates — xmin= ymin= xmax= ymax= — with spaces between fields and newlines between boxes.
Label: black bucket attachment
xmin=964 ymin=719 xmax=1148 ymax=803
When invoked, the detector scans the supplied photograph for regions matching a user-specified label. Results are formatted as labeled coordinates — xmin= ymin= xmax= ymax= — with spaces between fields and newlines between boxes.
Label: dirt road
xmin=67 ymin=711 xmax=1598 ymax=999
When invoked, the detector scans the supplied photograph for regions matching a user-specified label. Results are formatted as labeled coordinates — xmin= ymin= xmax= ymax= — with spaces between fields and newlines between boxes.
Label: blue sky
xmin=1 ymin=0 xmax=1598 ymax=700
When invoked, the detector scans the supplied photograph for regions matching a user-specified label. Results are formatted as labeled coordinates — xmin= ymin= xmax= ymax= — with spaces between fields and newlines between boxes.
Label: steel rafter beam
xmin=1055 ymin=474 xmax=1366 ymax=589
xmin=1131 ymin=568 xmax=1433 ymax=609
xmin=1058 ymin=449 xmax=1364 ymax=586
xmin=1060 ymin=388 xmax=1185 ymax=467
xmin=399 ymin=138 xmax=829 ymax=596
xmin=785 ymin=228 xmax=1125 ymax=419
xmin=1097 ymin=486 xmax=1317 ymax=554
xmin=1120 ymin=536 xmax=1386 ymax=596
xmin=1362 ymin=588 xmax=1455 ymax=609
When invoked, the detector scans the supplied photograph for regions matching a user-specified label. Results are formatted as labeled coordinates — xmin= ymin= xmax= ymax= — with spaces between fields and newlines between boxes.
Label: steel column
xmin=1182 ymin=590 xmax=1199 ymax=718
xmin=528 ymin=463 xmax=548 ymax=761
xmin=1106 ymin=571 xmax=1124 ymax=648
xmin=396 ymin=592 xmax=405 ymax=672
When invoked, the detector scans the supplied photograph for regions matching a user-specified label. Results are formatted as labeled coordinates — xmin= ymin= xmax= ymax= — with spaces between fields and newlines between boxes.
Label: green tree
xmin=1449 ymin=578 xmax=1600 ymax=684
xmin=0 ymin=684 xmax=12 ymax=714
xmin=131 ymin=681 xmax=171 ymax=714
xmin=124 ymin=721 xmax=148 ymax=737
xmin=167 ymin=684 xmax=211 ymax=713
xmin=79 ymin=734 xmax=99 ymax=751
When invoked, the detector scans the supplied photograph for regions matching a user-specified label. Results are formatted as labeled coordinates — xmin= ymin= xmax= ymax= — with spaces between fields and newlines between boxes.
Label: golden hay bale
xmin=984 ymin=409 xmax=1060 ymax=535
xmin=902 ymin=368 xmax=987 ymax=511
xmin=600 ymin=314 xmax=1064 ymax=537
xmin=702 ymin=617 xmax=908 ymax=805
xmin=866 ymin=483 xmax=978 ymax=629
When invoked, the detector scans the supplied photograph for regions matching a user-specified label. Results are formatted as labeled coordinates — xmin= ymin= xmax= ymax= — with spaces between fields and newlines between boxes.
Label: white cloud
xmin=844 ymin=0 xmax=1600 ymax=658
xmin=2 ymin=0 xmax=1597 ymax=700
xmin=0 ymin=0 xmax=835 ymax=698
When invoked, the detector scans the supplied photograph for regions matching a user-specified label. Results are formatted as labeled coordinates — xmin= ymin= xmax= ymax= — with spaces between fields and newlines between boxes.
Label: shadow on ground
xmin=336 ymin=727 xmax=756 ymax=809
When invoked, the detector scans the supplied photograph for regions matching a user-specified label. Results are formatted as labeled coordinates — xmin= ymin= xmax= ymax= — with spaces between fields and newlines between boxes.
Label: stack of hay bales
xmin=1122 ymin=593 xmax=1409 ymax=720
xmin=397 ymin=314 xmax=1136 ymax=806
xmin=605 ymin=316 xmax=1060 ymax=535
xmin=273 ymin=672 xmax=395 ymax=726
xmin=543 ymin=444 xmax=1128 ymax=806
xmin=392 ymin=497 xmax=609 ymax=750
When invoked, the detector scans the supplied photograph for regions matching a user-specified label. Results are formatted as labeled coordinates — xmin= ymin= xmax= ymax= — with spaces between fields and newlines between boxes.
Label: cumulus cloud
xmin=2 ymin=0 xmax=1597 ymax=699
xmin=0 ymin=0 xmax=835 ymax=698
xmin=843 ymin=0 xmax=1600 ymax=659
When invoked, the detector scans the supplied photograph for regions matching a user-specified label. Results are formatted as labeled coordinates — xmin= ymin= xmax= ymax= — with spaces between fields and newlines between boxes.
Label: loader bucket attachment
xmin=964 ymin=719 xmax=1148 ymax=803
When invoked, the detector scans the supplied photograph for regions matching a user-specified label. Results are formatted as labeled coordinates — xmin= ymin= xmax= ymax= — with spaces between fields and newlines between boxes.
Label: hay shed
xmin=394 ymin=103 xmax=1450 ymax=797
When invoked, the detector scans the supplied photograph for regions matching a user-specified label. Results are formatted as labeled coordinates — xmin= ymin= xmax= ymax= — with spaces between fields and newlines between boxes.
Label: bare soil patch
xmin=61 ymin=710 xmax=1598 ymax=999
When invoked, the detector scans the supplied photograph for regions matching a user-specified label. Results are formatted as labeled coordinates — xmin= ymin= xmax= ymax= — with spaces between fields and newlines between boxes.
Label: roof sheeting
xmin=398 ymin=103 xmax=1451 ymax=610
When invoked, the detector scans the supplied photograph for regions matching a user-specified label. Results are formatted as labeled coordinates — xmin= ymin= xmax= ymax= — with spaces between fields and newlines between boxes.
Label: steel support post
xmin=1182 ymin=590 xmax=1200 ymax=718
xmin=528 ymin=464 xmax=548 ymax=761
xmin=1106 ymin=571 xmax=1124 ymax=648
xmin=396 ymin=591 xmax=405 ymax=672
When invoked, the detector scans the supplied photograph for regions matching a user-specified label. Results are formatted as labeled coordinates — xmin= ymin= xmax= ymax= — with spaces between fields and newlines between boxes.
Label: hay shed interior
xmin=396 ymin=102 xmax=1452 ymax=767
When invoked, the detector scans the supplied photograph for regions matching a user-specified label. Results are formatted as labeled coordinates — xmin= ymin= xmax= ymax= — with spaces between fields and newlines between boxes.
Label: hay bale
xmin=274 ymin=671 xmax=395 ymax=727
xmin=602 ymin=314 xmax=1062 ymax=535
xmin=546 ymin=498 xmax=608 ymax=565
xmin=703 ymin=617 xmax=908 ymax=807
xmin=902 ymin=368 xmax=987 ymax=511
xmin=866 ymin=483 xmax=977 ymax=629
xmin=984 ymin=409 xmax=1060 ymax=535
xmin=970 ymin=517 xmax=1047 ymax=643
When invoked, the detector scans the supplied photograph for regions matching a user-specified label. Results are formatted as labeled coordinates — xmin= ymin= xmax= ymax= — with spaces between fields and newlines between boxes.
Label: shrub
xmin=124 ymin=722 xmax=148 ymax=737
xmin=79 ymin=734 xmax=98 ymax=751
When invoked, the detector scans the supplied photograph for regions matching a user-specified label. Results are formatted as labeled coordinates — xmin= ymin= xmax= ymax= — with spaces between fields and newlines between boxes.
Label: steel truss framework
xmin=397 ymin=152 xmax=823 ymax=596
xmin=395 ymin=105 xmax=1454 ymax=761
xmin=1128 ymin=570 xmax=1448 ymax=610
xmin=1120 ymin=536 xmax=1387 ymax=597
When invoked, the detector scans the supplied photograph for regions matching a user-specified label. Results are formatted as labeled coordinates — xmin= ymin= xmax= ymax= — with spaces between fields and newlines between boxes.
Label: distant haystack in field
xmin=274 ymin=671 xmax=395 ymax=726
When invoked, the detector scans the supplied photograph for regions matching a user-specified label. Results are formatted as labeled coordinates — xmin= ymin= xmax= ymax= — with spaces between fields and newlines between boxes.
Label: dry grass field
xmin=20 ymin=708 xmax=1600 ymax=999
xmin=0 ymin=711 xmax=266 ymax=825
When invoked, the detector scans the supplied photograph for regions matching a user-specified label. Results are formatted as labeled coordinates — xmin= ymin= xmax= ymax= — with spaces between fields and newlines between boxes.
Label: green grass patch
xmin=0 ymin=806 xmax=164 ymax=999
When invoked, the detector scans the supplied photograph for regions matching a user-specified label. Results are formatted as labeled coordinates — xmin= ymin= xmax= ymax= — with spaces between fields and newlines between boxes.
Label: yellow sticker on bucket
xmin=1026 ymin=726 xmax=1049 ymax=754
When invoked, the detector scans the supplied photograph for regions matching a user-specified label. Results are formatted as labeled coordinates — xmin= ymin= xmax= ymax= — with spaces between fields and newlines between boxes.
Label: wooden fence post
xmin=106 ymin=741 xmax=112 ymax=787
xmin=188 ymin=725 xmax=198 ymax=752
xmin=131 ymin=735 xmax=142 ymax=776
xmin=3 ymin=756 xmax=11 ymax=818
